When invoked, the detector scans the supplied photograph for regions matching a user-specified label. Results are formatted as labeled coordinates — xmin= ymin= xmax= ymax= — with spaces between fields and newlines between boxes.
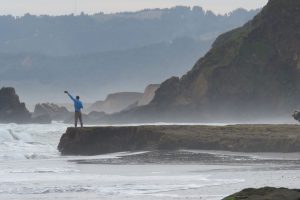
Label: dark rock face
xmin=0 ymin=87 xmax=31 ymax=123
xmin=58 ymin=126 xmax=163 ymax=155
xmin=33 ymin=103 xmax=71 ymax=121
xmin=292 ymin=111 xmax=300 ymax=122
xmin=223 ymin=187 xmax=300 ymax=200
xmin=58 ymin=124 xmax=300 ymax=155
xmin=131 ymin=0 xmax=300 ymax=122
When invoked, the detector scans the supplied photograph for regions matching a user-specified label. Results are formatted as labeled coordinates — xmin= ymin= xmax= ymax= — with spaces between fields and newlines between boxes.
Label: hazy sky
xmin=0 ymin=0 xmax=268 ymax=16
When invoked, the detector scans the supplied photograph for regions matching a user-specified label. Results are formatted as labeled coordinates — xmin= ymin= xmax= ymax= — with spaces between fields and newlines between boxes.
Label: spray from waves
xmin=0 ymin=122 xmax=68 ymax=161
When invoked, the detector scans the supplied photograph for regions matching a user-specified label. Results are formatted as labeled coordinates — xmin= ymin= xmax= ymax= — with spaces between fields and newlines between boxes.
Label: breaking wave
xmin=0 ymin=122 xmax=67 ymax=161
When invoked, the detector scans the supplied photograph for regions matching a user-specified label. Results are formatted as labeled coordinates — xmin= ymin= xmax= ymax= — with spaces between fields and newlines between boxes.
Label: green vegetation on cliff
xmin=144 ymin=0 xmax=300 ymax=121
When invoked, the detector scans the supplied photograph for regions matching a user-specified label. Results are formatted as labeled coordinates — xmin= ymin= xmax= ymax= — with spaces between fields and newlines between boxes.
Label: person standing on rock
xmin=64 ymin=91 xmax=83 ymax=127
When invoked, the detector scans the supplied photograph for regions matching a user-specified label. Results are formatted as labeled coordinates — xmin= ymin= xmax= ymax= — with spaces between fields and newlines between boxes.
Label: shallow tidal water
xmin=0 ymin=123 xmax=299 ymax=200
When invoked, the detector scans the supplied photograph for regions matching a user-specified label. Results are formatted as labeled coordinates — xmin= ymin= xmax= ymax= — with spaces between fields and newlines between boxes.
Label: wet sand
xmin=2 ymin=150 xmax=298 ymax=200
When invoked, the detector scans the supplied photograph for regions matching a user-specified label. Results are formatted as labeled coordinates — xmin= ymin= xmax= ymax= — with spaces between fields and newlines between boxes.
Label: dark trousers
xmin=75 ymin=111 xmax=83 ymax=127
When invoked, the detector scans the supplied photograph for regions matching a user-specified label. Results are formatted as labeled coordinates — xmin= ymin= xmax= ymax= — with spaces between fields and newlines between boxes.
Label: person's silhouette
xmin=65 ymin=91 xmax=83 ymax=127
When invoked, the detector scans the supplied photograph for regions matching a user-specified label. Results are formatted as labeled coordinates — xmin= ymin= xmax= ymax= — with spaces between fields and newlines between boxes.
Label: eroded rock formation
xmin=0 ymin=87 xmax=31 ymax=123
xmin=33 ymin=103 xmax=71 ymax=121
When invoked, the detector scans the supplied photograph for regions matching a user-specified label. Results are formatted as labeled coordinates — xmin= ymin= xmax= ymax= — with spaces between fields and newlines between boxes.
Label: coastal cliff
xmin=117 ymin=0 xmax=300 ymax=122
xmin=58 ymin=124 xmax=300 ymax=155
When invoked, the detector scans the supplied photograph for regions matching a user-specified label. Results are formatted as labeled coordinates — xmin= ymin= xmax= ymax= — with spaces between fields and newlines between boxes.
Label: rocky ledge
xmin=223 ymin=187 xmax=300 ymax=200
xmin=58 ymin=124 xmax=300 ymax=155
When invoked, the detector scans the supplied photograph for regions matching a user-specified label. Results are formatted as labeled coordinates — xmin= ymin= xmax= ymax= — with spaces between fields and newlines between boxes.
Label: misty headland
xmin=1 ymin=1 xmax=299 ymax=124
xmin=0 ymin=6 xmax=259 ymax=105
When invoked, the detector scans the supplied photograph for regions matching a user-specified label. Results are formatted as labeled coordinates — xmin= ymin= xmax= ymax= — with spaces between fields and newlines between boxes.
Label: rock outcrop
xmin=87 ymin=92 xmax=143 ymax=114
xmin=33 ymin=103 xmax=71 ymax=121
xmin=58 ymin=124 xmax=300 ymax=155
xmin=292 ymin=111 xmax=300 ymax=122
xmin=123 ymin=0 xmax=300 ymax=122
xmin=138 ymin=84 xmax=160 ymax=106
xmin=0 ymin=87 xmax=31 ymax=123
xmin=223 ymin=187 xmax=300 ymax=200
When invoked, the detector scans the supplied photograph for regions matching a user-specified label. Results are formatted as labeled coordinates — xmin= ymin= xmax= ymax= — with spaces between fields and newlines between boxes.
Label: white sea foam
xmin=0 ymin=122 xmax=67 ymax=161
xmin=0 ymin=173 xmax=243 ymax=195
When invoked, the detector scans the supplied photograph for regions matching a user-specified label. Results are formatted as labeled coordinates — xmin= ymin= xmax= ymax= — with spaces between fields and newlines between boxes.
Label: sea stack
xmin=0 ymin=87 xmax=31 ymax=123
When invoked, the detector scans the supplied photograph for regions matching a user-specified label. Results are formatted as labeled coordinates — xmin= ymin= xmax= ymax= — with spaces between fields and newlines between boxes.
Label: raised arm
xmin=65 ymin=91 xmax=76 ymax=102
xmin=68 ymin=93 xmax=76 ymax=102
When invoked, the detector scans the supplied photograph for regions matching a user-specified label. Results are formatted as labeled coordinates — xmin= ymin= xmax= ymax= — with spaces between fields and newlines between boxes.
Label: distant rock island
xmin=223 ymin=187 xmax=300 ymax=200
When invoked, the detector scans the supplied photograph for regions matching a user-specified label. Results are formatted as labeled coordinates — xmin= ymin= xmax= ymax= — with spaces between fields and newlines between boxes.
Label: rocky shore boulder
xmin=0 ymin=87 xmax=31 ymax=123
xmin=292 ymin=111 xmax=300 ymax=122
xmin=223 ymin=187 xmax=300 ymax=200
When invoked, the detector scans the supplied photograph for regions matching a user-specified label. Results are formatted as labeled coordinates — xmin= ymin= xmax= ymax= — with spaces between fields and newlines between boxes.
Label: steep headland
xmin=58 ymin=124 xmax=300 ymax=155
xmin=118 ymin=0 xmax=300 ymax=123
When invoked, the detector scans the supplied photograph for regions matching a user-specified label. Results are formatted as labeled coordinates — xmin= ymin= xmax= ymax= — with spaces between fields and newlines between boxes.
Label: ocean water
xmin=0 ymin=123 xmax=299 ymax=200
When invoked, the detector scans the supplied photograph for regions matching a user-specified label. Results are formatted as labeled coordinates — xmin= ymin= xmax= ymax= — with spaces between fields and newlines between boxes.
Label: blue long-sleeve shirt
xmin=68 ymin=94 xmax=83 ymax=112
